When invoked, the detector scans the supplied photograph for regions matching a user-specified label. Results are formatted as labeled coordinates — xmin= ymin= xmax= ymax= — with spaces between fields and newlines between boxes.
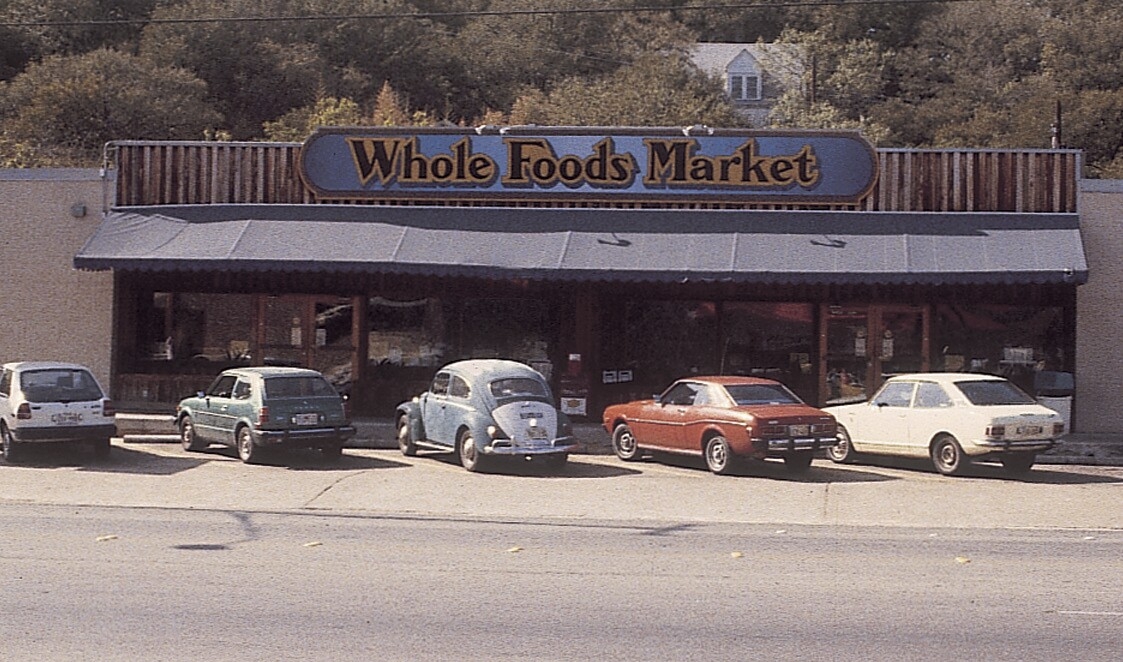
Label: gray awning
xmin=73 ymin=204 xmax=1088 ymax=285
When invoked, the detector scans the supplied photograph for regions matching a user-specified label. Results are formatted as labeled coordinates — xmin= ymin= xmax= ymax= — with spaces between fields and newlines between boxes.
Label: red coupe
xmin=602 ymin=376 xmax=838 ymax=474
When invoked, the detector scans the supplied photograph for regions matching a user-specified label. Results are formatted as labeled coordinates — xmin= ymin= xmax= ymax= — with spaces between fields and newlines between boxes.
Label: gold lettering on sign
xmin=347 ymin=136 xmax=497 ymax=186
xmin=643 ymin=138 xmax=820 ymax=189
xmin=502 ymin=137 xmax=636 ymax=188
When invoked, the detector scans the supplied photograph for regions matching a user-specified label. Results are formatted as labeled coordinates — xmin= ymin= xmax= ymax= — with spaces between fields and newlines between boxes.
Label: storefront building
xmin=71 ymin=128 xmax=1087 ymax=420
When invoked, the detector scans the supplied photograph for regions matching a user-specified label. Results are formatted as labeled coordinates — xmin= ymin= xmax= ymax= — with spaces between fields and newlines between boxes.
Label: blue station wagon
xmin=175 ymin=367 xmax=355 ymax=464
xmin=396 ymin=359 xmax=579 ymax=472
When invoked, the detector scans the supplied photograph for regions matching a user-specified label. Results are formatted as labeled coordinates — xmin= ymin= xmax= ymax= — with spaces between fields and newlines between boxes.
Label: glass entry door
xmin=819 ymin=304 xmax=930 ymax=405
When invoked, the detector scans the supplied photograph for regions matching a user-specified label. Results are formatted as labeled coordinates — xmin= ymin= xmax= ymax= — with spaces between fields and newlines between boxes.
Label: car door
xmin=905 ymin=380 xmax=955 ymax=458
xmin=860 ymin=380 xmax=917 ymax=453
xmin=641 ymin=381 xmax=699 ymax=450
xmin=419 ymin=371 xmax=453 ymax=444
xmin=195 ymin=374 xmax=238 ymax=441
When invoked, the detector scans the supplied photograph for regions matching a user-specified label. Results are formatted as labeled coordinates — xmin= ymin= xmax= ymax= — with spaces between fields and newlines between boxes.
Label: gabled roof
xmin=690 ymin=42 xmax=804 ymax=77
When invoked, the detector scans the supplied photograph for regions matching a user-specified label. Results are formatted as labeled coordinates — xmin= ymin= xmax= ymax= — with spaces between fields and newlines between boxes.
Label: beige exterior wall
xmin=0 ymin=169 xmax=115 ymax=391
xmin=1076 ymin=179 xmax=1123 ymax=433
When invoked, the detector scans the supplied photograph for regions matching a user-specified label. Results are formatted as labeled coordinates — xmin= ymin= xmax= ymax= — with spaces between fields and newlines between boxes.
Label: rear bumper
xmin=970 ymin=438 xmax=1057 ymax=454
xmin=752 ymin=436 xmax=838 ymax=456
xmin=253 ymin=425 xmax=357 ymax=447
xmin=10 ymin=423 xmax=117 ymax=443
xmin=484 ymin=437 xmax=579 ymax=456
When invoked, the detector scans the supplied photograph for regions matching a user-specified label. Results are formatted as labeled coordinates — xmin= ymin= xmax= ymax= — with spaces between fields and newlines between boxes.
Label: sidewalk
xmin=116 ymin=413 xmax=1123 ymax=466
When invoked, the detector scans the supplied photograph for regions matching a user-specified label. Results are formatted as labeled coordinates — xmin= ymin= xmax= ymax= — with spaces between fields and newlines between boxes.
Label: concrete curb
xmin=117 ymin=414 xmax=1123 ymax=466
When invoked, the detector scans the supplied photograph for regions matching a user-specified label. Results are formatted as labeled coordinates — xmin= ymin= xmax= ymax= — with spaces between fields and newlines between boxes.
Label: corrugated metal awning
xmin=73 ymin=204 xmax=1088 ymax=285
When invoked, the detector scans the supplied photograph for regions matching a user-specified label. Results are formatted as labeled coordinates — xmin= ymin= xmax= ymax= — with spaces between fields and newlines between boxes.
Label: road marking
xmin=1057 ymin=611 xmax=1123 ymax=617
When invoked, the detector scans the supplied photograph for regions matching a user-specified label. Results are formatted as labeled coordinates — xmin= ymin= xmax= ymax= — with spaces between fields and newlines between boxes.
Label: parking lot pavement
xmin=3 ymin=438 xmax=1122 ymax=530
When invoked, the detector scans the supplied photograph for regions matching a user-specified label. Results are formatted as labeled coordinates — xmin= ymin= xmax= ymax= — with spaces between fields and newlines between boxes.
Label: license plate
xmin=789 ymin=424 xmax=809 ymax=436
xmin=51 ymin=412 xmax=83 ymax=425
xmin=526 ymin=426 xmax=548 ymax=440
xmin=294 ymin=413 xmax=319 ymax=426
xmin=1016 ymin=425 xmax=1043 ymax=435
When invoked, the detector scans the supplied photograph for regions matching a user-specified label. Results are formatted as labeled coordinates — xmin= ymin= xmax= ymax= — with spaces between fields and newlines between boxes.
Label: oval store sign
xmin=298 ymin=127 xmax=878 ymax=204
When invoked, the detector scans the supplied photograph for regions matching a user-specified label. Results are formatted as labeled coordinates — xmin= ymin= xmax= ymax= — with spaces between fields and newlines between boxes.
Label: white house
xmin=691 ymin=42 xmax=804 ymax=127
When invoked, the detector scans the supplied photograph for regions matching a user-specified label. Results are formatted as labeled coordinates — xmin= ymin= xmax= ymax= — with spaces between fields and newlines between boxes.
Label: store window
xmin=454 ymin=298 xmax=555 ymax=379
xmin=137 ymin=292 xmax=254 ymax=373
xmin=367 ymin=297 xmax=446 ymax=369
xmin=933 ymin=304 xmax=1065 ymax=394
xmin=722 ymin=302 xmax=816 ymax=403
xmin=621 ymin=301 xmax=720 ymax=396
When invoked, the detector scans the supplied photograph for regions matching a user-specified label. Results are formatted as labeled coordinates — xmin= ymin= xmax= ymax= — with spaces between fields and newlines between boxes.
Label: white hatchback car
xmin=825 ymin=373 xmax=1065 ymax=476
xmin=0 ymin=362 xmax=117 ymax=462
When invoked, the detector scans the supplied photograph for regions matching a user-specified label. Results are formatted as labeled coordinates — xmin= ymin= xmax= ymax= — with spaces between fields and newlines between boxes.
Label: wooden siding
xmin=112 ymin=141 xmax=1081 ymax=213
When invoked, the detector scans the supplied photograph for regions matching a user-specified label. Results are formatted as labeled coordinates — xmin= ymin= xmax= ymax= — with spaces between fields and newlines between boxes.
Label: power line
xmin=0 ymin=1 xmax=986 ymax=29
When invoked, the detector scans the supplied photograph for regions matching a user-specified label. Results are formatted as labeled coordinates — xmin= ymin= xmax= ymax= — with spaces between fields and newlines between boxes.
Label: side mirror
xmin=196 ymin=391 xmax=205 ymax=398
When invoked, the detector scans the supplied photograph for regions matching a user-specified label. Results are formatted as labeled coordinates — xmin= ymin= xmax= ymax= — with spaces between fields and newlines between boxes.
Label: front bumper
xmin=483 ymin=436 xmax=580 ymax=456
xmin=254 ymin=425 xmax=357 ymax=447
xmin=10 ymin=423 xmax=117 ymax=443
xmin=752 ymin=436 xmax=838 ymax=456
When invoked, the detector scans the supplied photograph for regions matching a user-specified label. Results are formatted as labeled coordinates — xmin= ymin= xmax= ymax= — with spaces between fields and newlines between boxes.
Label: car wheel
xmin=612 ymin=423 xmax=641 ymax=461
xmin=397 ymin=416 xmax=417 ymax=456
xmin=91 ymin=438 xmax=111 ymax=459
xmin=1002 ymin=452 xmax=1036 ymax=476
xmin=237 ymin=426 xmax=261 ymax=464
xmin=827 ymin=425 xmax=859 ymax=464
xmin=320 ymin=442 xmax=344 ymax=460
xmin=931 ymin=434 xmax=968 ymax=476
xmin=458 ymin=429 xmax=486 ymax=472
xmin=704 ymin=435 xmax=737 ymax=475
xmin=2 ymin=425 xmax=21 ymax=463
xmin=784 ymin=450 xmax=814 ymax=473
xmin=179 ymin=416 xmax=206 ymax=452
xmin=543 ymin=453 xmax=568 ymax=472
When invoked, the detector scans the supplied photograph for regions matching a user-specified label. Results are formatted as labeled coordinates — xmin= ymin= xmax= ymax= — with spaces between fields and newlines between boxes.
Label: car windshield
xmin=954 ymin=379 xmax=1036 ymax=406
xmin=19 ymin=369 xmax=103 ymax=403
xmin=264 ymin=376 xmax=337 ymax=398
xmin=724 ymin=383 xmax=801 ymax=406
xmin=489 ymin=377 xmax=549 ymax=401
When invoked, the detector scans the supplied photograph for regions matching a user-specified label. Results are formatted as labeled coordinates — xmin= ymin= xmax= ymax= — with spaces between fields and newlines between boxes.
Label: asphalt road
xmin=1 ymin=441 xmax=1121 ymax=661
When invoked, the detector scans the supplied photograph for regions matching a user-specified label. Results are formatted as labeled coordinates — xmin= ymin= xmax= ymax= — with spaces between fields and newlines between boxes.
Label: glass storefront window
xmin=454 ymin=298 xmax=554 ymax=379
xmin=621 ymin=301 xmax=720 ymax=395
xmin=367 ymin=297 xmax=446 ymax=369
xmin=136 ymin=292 xmax=254 ymax=373
xmin=722 ymin=302 xmax=816 ymax=403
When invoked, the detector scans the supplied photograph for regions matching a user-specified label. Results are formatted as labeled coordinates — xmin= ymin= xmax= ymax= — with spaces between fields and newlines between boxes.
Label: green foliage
xmin=263 ymin=96 xmax=365 ymax=142
xmin=0 ymin=48 xmax=221 ymax=165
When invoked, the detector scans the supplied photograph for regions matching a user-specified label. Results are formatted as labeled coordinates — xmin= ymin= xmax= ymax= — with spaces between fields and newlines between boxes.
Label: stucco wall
xmin=0 ymin=169 xmax=115 ymax=391
xmin=1076 ymin=179 xmax=1123 ymax=433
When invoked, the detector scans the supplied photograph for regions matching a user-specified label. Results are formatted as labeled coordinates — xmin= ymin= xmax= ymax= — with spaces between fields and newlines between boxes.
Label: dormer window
xmin=729 ymin=74 xmax=761 ymax=101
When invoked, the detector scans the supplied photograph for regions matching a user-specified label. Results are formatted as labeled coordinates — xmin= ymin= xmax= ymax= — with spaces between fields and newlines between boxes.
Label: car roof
xmin=218 ymin=366 xmax=326 ymax=379
xmin=886 ymin=372 xmax=1007 ymax=384
xmin=673 ymin=375 xmax=786 ymax=387
xmin=440 ymin=359 xmax=544 ymax=381
xmin=3 ymin=361 xmax=95 ymax=372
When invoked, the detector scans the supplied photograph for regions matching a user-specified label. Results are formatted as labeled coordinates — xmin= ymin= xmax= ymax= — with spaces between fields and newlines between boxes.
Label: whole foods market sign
xmin=298 ymin=127 xmax=878 ymax=204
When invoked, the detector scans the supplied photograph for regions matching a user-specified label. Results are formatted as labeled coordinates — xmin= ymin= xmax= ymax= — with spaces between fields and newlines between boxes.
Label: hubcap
xmin=461 ymin=437 xmax=476 ymax=464
xmin=939 ymin=443 xmax=956 ymax=466
xmin=618 ymin=432 xmax=634 ymax=454
xmin=708 ymin=440 xmax=727 ymax=469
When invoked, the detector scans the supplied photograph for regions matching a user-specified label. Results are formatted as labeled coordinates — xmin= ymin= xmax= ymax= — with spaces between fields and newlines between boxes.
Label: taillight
xmin=986 ymin=424 xmax=1006 ymax=438
xmin=102 ymin=400 xmax=115 ymax=417
xmin=342 ymin=397 xmax=351 ymax=421
xmin=1053 ymin=422 xmax=1065 ymax=436
xmin=16 ymin=402 xmax=31 ymax=420
xmin=257 ymin=405 xmax=269 ymax=426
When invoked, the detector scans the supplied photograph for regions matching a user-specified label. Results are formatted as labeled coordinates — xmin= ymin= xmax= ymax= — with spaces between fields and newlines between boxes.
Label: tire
xmin=237 ymin=426 xmax=261 ymax=464
xmin=931 ymin=435 xmax=968 ymax=476
xmin=784 ymin=450 xmax=814 ymax=473
xmin=397 ymin=415 xmax=417 ymax=457
xmin=704 ymin=435 xmax=736 ymax=475
xmin=92 ymin=437 xmax=111 ymax=459
xmin=458 ymin=429 xmax=486 ymax=472
xmin=320 ymin=442 xmax=344 ymax=460
xmin=2 ymin=425 xmax=21 ymax=463
xmin=543 ymin=453 xmax=568 ymax=472
xmin=1002 ymin=452 xmax=1036 ymax=476
xmin=612 ymin=423 xmax=641 ymax=461
xmin=827 ymin=425 xmax=859 ymax=464
xmin=179 ymin=416 xmax=206 ymax=452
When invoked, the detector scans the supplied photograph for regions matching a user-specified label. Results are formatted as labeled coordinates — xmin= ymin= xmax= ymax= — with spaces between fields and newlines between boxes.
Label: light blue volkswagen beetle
xmin=396 ymin=359 xmax=578 ymax=472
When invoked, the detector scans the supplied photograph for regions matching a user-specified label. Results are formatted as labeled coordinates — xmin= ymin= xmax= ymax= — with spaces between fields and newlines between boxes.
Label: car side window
xmin=872 ymin=382 xmax=915 ymax=408
xmin=232 ymin=380 xmax=252 ymax=400
xmin=692 ymin=384 xmax=717 ymax=406
xmin=0 ymin=370 xmax=9 ymax=397
xmin=430 ymin=372 xmax=451 ymax=396
xmin=207 ymin=375 xmax=237 ymax=398
xmin=914 ymin=382 xmax=952 ymax=408
xmin=449 ymin=376 xmax=471 ymax=399
xmin=662 ymin=382 xmax=698 ymax=406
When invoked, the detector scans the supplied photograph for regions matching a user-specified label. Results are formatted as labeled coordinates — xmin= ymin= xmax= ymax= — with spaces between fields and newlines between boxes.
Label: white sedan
xmin=825 ymin=373 xmax=1065 ymax=476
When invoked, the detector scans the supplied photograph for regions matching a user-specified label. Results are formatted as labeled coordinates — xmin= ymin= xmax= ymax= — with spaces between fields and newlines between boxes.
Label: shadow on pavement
xmin=415 ymin=450 xmax=644 ymax=478
xmin=829 ymin=455 xmax=1123 ymax=484
xmin=189 ymin=445 xmax=412 ymax=471
xmin=621 ymin=453 xmax=900 ymax=483
xmin=5 ymin=442 xmax=208 ymax=476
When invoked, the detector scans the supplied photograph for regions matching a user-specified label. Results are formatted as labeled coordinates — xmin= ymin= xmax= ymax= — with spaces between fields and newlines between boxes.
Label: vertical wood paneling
xmin=111 ymin=143 xmax=1081 ymax=213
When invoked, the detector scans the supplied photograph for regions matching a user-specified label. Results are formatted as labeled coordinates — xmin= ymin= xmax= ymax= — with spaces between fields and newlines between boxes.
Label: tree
xmin=0 ymin=48 xmax=222 ymax=165
xmin=263 ymin=96 xmax=364 ymax=142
